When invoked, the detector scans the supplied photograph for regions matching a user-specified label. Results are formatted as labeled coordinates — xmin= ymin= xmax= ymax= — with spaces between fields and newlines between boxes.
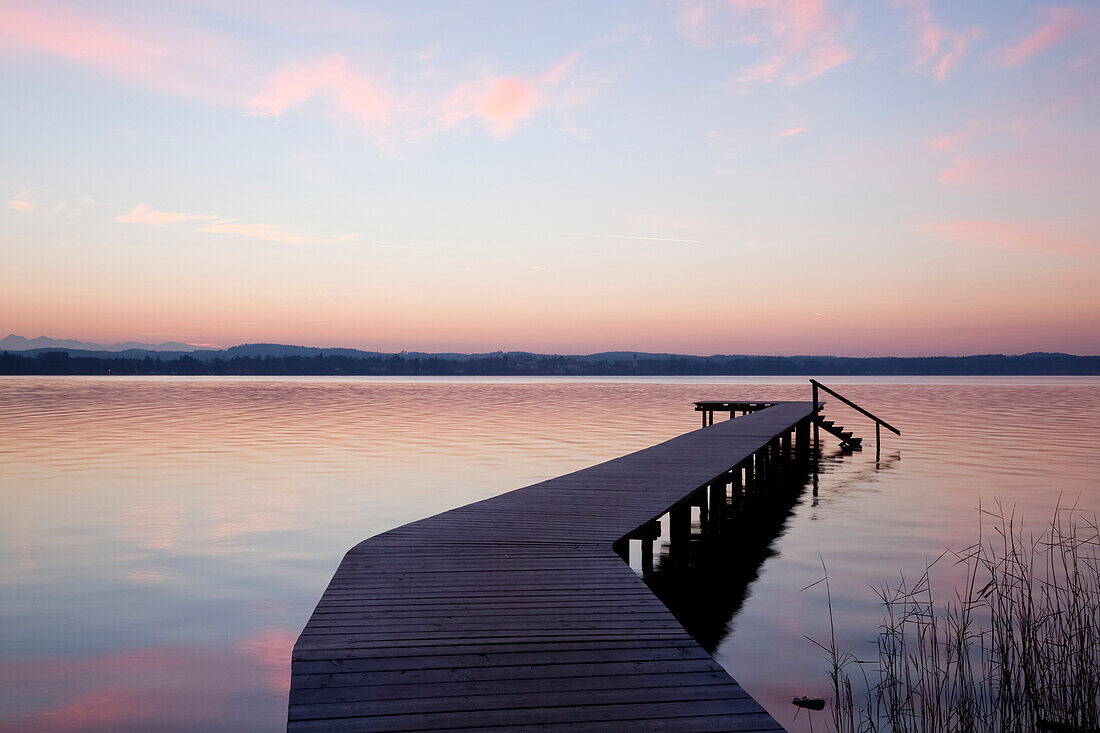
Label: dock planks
xmin=289 ymin=401 xmax=816 ymax=732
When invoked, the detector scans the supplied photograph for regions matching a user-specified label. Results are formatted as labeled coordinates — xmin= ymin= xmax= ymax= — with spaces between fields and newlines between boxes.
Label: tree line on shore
xmin=2 ymin=350 xmax=1098 ymax=375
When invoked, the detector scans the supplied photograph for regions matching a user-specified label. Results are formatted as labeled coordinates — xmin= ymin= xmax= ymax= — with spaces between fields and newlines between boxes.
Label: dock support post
xmin=670 ymin=504 xmax=690 ymax=563
xmin=796 ymin=419 xmax=809 ymax=463
xmin=731 ymin=467 xmax=743 ymax=511
xmin=692 ymin=489 xmax=708 ymax=533
xmin=638 ymin=521 xmax=660 ymax=576
xmin=709 ymin=481 xmax=724 ymax=528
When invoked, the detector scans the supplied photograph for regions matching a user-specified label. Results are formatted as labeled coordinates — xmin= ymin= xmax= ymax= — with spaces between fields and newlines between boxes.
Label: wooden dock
xmin=289 ymin=400 xmax=821 ymax=732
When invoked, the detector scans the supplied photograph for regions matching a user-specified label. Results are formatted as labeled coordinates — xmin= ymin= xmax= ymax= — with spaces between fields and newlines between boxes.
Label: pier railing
xmin=811 ymin=378 xmax=900 ymax=451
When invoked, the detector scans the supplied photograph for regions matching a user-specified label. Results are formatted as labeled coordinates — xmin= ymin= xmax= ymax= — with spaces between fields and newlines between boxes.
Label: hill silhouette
xmin=1 ymin=340 xmax=1097 ymax=375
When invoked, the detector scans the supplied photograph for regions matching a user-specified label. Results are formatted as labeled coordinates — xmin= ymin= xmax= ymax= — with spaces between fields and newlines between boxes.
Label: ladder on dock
xmin=810 ymin=378 xmax=900 ymax=452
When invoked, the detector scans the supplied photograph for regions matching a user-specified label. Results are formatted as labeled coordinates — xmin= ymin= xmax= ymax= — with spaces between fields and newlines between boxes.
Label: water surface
xmin=1 ymin=377 xmax=1098 ymax=731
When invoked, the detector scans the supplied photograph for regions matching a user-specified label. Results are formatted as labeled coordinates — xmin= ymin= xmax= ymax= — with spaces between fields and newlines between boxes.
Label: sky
xmin=1 ymin=0 xmax=1098 ymax=357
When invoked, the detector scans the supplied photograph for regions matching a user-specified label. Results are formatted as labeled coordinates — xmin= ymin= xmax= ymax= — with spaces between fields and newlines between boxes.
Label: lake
xmin=2 ymin=376 xmax=1098 ymax=731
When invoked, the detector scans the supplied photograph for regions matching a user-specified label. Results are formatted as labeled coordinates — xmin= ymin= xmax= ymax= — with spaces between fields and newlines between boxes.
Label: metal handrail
xmin=810 ymin=379 xmax=900 ymax=436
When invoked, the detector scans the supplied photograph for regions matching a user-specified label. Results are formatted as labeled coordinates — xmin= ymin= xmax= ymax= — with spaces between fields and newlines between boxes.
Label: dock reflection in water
xmin=638 ymin=446 xmax=869 ymax=654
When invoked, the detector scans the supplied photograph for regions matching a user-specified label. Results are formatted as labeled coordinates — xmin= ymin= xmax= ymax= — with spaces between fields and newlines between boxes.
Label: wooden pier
xmin=289 ymin=400 xmax=825 ymax=732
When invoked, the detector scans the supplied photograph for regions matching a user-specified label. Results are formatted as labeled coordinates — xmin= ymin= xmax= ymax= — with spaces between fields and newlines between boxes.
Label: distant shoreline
xmin=3 ymin=348 xmax=1098 ymax=376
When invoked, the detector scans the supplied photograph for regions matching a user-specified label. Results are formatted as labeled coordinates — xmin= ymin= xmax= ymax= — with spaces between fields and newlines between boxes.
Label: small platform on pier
xmin=289 ymin=401 xmax=821 ymax=732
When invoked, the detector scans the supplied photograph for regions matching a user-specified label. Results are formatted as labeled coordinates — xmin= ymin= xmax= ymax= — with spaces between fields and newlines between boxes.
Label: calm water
xmin=1 ymin=377 xmax=1098 ymax=731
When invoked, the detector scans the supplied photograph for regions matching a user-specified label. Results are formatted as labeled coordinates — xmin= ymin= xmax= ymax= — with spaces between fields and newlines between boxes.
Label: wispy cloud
xmin=116 ymin=204 xmax=219 ymax=226
xmin=113 ymin=200 xmax=357 ymax=245
xmin=0 ymin=1 xmax=250 ymax=103
xmin=996 ymin=7 xmax=1092 ymax=68
xmin=3 ymin=184 xmax=115 ymax=218
xmin=3 ymin=4 xmax=605 ymax=150
xmin=894 ymin=0 xmax=979 ymax=80
xmin=183 ymin=0 xmax=395 ymax=37
xmin=442 ymin=77 xmax=541 ymax=138
xmin=565 ymin=232 xmax=700 ymax=243
xmin=7 ymin=191 xmax=34 ymax=213
xmin=675 ymin=0 xmax=853 ymax=86
xmin=248 ymin=50 xmax=584 ymax=143
xmin=247 ymin=55 xmax=389 ymax=128
xmin=776 ymin=126 xmax=810 ymax=138
xmin=414 ymin=43 xmax=443 ymax=62
xmin=928 ymin=220 xmax=1096 ymax=255
xmin=197 ymin=220 xmax=357 ymax=245
xmin=437 ymin=52 xmax=582 ymax=138
xmin=938 ymin=157 xmax=980 ymax=182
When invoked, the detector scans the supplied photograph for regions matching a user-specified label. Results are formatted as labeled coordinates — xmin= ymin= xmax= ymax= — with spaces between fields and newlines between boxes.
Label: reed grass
xmin=817 ymin=502 xmax=1100 ymax=733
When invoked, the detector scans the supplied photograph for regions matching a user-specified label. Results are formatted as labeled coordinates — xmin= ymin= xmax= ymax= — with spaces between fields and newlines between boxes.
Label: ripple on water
xmin=0 ymin=376 xmax=1098 ymax=732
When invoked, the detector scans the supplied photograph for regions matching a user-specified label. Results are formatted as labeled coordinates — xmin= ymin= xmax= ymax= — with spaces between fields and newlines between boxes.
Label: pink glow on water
xmin=1 ymin=377 xmax=1098 ymax=730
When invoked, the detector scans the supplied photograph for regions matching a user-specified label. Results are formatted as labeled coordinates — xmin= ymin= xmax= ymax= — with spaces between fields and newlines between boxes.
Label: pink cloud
xmin=928 ymin=220 xmax=1096 ymax=255
xmin=927 ymin=130 xmax=972 ymax=149
xmin=247 ymin=54 xmax=388 ymax=127
xmin=181 ymin=0 xmax=395 ymax=37
xmin=938 ymin=156 xmax=979 ymax=181
xmin=784 ymin=43 xmax=853 ymax=84
xmin=117 ymin=204 xmax=219 ymax=226
xmin=540 ymin=52 xmax=581 ymax=84
xmin=438 ymin=52 xmax=582 ymax=138
xmin=474 ymin=78 xmax=541 ymax=137
xmin=0 ymin=2 xmax=250 ymax=103
xmin=250 ymin=51 xmax=581 ymax=143
xmin=677 ymin=1 xmax=711 ymax=44
xmin=997 ymin=7 xmax=1091 ymax=68
xmin=932 ymin=130 xmax=1099 ymax=190
xmin=894 ymin=0 xmax=979 ymax=80
xmin=197 ymin=220 xmax=357 ymax=245
xmin=7 ymin=191 xmax=34 ymax=213
xmin=111 ymin=199 xmax=358 ymax=245
xmin=737 ymin=55 xmax=787 ymax=83
xmin=3 ymin=185 xmax=111 ymax=219
xmin=777 ymin=126 xmax=810 ymax=137
xmin=678 ymin=0 xmax=852 ymax=85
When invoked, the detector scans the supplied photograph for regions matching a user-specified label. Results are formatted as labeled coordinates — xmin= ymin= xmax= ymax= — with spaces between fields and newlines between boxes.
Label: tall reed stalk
xmin=821 ymin=503 xmax=1100 ymax=733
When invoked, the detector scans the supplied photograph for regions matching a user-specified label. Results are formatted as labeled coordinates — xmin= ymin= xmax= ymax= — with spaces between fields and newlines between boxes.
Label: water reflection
xmin=1 ymin=377 xmax=1098 ymax=732
xmin=0 ymin=629 xmax=296 ymax=732
xmin=640 ymin=445 xmax=889 ymax=655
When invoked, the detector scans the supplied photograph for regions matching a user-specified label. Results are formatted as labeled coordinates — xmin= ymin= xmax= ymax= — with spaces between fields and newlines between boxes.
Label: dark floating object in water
xmin=792 ymin=696 xmax=826 ymax=711
xmin=1036 ymin=721 xmax=1100 ymax=733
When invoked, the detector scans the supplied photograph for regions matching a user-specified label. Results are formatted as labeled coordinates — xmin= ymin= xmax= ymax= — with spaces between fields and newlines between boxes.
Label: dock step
xmin=813 ymin=415 xmax=862 ymax=449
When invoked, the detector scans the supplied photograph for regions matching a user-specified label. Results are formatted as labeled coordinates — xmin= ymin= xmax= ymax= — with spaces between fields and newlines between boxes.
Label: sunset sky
xmin=2 ymin=0 xmax=1097 ymax=356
